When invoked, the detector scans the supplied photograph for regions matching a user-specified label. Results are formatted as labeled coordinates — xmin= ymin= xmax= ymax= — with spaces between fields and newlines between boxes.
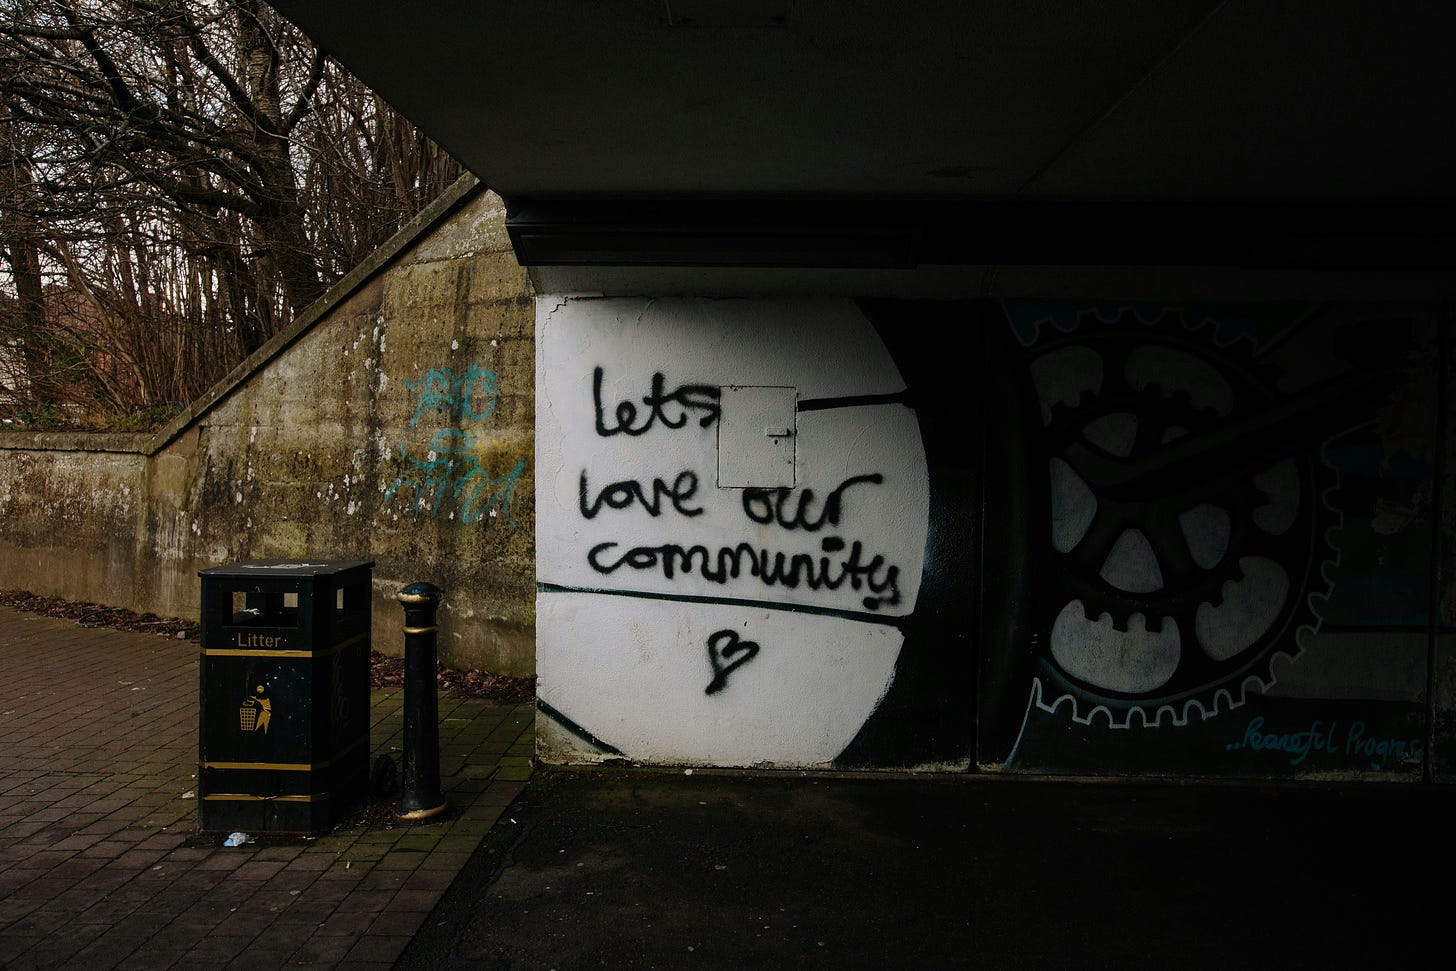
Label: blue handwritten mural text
xmin=1225 ymin=716 xmax=1425 ymax=771
xmin=1225 ymin=716 xmax=1338 ymax=766
xmin=1345 ymin=721 xmax=1423 ymax=771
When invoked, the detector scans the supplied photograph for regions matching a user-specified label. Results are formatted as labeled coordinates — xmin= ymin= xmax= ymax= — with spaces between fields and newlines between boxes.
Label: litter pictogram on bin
xmin=239 ymin=685 xmax=272 ymax=734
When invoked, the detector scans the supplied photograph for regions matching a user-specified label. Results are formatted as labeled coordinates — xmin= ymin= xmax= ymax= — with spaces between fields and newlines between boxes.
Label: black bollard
xmin=394 ymin=581 xmax=448 ymax=821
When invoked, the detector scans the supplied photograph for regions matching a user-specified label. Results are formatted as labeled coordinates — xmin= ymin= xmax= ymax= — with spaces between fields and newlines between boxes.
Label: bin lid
xmin=198 ymin=559 xmax=375 ymax=578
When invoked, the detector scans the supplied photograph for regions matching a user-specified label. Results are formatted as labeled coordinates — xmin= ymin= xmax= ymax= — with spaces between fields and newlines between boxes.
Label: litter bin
xmin=196 ymin=559 xmax=374 ymax=833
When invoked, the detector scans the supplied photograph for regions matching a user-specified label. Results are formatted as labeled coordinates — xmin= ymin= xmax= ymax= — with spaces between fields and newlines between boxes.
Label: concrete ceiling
xmin=269 ymin=0 xmax=1456 ymax=295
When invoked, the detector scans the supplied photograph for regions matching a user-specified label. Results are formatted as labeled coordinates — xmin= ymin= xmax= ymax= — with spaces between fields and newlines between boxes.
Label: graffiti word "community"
xmin=587 ymin=537 xmax=901 ymax=610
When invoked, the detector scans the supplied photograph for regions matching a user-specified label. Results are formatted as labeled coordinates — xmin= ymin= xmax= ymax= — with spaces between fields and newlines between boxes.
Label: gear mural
xmin=1021 ymin=309 xmax=1337 ymax=729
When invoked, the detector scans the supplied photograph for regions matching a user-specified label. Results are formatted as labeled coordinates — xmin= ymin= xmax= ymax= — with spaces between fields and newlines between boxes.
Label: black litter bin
xmin=196 ymin=559 xmax=374 ymax=833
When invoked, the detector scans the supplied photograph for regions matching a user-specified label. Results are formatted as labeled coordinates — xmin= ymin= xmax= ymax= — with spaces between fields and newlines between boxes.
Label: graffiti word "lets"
xmin=593 ymin=367 xmax=720 ymax=437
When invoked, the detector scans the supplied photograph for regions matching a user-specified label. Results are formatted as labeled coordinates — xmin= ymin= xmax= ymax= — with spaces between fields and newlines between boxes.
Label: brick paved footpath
xmin=0 ymin=605 xmax=533 ymax=971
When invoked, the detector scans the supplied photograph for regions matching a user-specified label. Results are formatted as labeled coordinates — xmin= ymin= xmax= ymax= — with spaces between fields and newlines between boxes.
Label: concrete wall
xmin=0 ymin=176 xmax=537 ymax=676
xmin=535 ymin=296 xmax=1456 ymax=782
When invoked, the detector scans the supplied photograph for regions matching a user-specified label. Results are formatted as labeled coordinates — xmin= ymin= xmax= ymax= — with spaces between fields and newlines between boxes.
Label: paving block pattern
xmin=0 ymin=606 xmax=532 ymax=971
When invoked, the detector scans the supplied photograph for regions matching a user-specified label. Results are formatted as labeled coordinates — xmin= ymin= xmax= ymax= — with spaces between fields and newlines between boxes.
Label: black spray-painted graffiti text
xmin=579 ymin=470 xmax=704 ymax=519
xmin=587 ymin=537 xmax=901 ymax=610
xmin=742 ymin=474 xmax=884 ymax=531
xmin=593 ymin=367 xmax=720 ymax=437
xmin=705 ymin=629 xmax=760 ymax=695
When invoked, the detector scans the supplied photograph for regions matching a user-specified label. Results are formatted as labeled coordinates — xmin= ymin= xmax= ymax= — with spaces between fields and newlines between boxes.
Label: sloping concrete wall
xmin=0 ymin=176 xmax=537 ymax=675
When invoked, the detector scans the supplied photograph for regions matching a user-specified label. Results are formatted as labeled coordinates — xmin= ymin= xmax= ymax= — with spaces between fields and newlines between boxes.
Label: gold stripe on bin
xmin=201 ymin=631 xmax=369 ymax=659
xmin=200 ymin=733 xmax=368 ymax=774
xmin=201 ymin=793 xmax=328 ymax=802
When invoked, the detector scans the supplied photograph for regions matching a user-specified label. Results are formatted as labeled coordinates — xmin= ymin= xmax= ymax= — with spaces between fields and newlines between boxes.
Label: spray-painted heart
xmin=705 ymin=629 xmax=760 ymax=695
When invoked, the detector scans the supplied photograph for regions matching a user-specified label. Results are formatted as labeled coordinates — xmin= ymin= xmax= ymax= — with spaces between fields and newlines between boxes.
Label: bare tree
xmin=0 ymin=0 xmax=461 ymax=427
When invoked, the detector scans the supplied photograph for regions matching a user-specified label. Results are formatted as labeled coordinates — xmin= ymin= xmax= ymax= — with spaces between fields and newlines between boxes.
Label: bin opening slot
xmin=230 ymin=590 xmax=300 ymax=627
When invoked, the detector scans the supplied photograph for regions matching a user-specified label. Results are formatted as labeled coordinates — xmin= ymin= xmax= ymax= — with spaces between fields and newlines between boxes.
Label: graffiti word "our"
xmin=587 ymin=536 xmax=901 ymax=610
xmin=593 ymin=367 xmax=720 ymax=437
xmin=408 ymin=365 xmax=499 ymax=428
xmin=704 ymin=629 xmax=760 ymax=695
xmin=384 ymin=430 xmax=525 ymax=525
xmin=579 ymin=470 xmax=703 ymax=519
xmin=1225 ymin=716 xmax=1339 ymax=766
xmin=743 ymin=473 xmax=884 ymax=531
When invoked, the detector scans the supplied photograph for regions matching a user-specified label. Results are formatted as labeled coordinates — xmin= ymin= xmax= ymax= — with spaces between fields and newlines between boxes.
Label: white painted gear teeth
xmin=1025 ymin=308 xmax=1339 ymax=729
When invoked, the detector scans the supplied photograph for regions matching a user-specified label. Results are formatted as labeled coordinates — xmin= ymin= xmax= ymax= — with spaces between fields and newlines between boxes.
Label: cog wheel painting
xmin=1024 ymin=309 xmax=1337 ymax=728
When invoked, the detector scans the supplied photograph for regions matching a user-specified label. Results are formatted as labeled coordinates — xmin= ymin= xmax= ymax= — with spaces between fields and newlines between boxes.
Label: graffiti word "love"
xmin=579 ymin=470 xmax=703 ymax=520
xmin=593 ymin=367 xmax=720 ymax=437
xmin=704 ymin=629 xmax=760 ymax=695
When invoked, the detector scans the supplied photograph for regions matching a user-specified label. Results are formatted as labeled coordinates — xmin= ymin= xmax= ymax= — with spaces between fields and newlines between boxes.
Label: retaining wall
xmin=0 ymin=176 xmax=537 ymax=675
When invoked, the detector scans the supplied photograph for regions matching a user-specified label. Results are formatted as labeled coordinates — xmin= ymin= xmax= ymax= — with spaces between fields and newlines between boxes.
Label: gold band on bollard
xmin=402 ymin=625 xmax=438 ymax=635
xmin=393 ymin=801 xmax=450 ymax=822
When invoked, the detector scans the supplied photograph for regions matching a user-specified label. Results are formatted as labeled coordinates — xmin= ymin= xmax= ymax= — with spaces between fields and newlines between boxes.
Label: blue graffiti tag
xmin=387 ymin=365 xmax=523 ymax=525
xmin=384 ymin=430 xmax=525 ymax=525
xmin=408 ymin=365 xmax=498 ymax=428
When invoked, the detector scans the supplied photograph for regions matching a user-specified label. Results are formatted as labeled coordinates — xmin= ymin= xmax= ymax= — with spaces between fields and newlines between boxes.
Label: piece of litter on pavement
xmin=181 ymin=790 xmax=195 ymax=799
xmin=223 ymin=831 xmax=255 ymax=847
